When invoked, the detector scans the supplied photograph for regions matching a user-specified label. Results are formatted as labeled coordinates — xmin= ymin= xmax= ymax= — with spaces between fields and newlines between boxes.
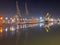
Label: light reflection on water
xmin=0 ymin=22 xmax=59 ymax=38
xmin=0 ymin=22 xmax=60 ymax=45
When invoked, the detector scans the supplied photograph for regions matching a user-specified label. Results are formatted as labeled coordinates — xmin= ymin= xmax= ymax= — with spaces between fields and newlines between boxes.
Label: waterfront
xmin=0 ymin=23 xmax=60 ymax=45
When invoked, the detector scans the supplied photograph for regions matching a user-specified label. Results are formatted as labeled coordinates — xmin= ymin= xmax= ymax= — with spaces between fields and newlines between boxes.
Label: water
xmin=0 ymin=22 xmax=60 ymax=45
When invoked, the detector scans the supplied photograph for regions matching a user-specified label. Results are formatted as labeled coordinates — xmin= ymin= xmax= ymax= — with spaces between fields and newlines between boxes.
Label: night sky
xmin=0 ymin=0 xmax=60 ymax=18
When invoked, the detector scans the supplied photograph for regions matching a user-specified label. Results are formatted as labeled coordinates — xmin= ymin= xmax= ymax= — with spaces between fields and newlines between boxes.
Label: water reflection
xmin=16 ymin=29 xmax=22 ymax=45
xmin=0 ymin=27 xmax=3 ymax=33
xmin=0 ymin=22 xmax=59 ymax=38
xmin=24 ymin=28 xmax=30 ymax=45
xmin=0 ymin=27 xmax=3 ymax=38
xmin=44 ymin=23 xmax=52 ymax=32
xmin=0 ymin=22 xmax=60 ymax=45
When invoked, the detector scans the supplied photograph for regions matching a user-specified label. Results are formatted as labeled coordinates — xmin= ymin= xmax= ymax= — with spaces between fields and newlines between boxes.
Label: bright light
xmin=40 ymin=19 xmax=44 ymax=22
xmin=10 ymin=26 xmax=15 ymax=31
xmin=0 ymin=27 xmax=3 ymax=33
xmin=5 ymin=17 xmax=8 ymax=20
xmin=17 ymin=18 xmax=19 ymax=21
xmin=39 ymin=23 xmax=44 ymax=27
xmin=0 ymin=30 xmax=3 ymax=33
xmin=0 ymin=17 xmax=3 ymax=20
xmin=5 ymin=28 xmax=8 ymax=32
xmin=12 ymin=19 xmax=14 ymax=22
xmin=12 ymin=27 xmax=15 ymax=31
xmin=50 ymin=23 xmax=54 ymax=26
xmin=40 ymin=17 xmax=42 ymax=20
xmin=50 ymin=18 xmax=54 ymax=21
xmin=23 ymin=24 xmax=27 ymax=28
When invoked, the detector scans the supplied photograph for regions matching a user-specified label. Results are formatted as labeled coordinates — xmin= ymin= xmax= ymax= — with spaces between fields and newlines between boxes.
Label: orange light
xmin=0 ymin=17 xmax=4 ymax=22
xmin=0 ymin=17 xmax=2 ymax=20
xmin=0 ymin=17 xmax=3 ymax=20
xmin=10 ymin=26 xmax=12 ymax=31
xmin=0 ymin=30 xmax=3 ymax=33
xmin=0 ymin=27 xmax=3 ymax=33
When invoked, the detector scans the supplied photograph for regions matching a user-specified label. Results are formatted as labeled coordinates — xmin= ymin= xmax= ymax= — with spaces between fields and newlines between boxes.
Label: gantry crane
xmin=44 ymin=12 xmax=50 ymax=22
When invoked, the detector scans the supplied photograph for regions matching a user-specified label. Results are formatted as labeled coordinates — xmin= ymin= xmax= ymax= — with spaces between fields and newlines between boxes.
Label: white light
xmin=50 ymin=23 xmax=53 ymax=26
xmin=40 ymin=19 xmax=44 ymax=22
xmin=23 ymin=24 xmax=27 ymax=28
xmin=5 ymin=28 xmax=8 ymax=32
xmin=40 ymin=17 xmax=42 ymax=20
xmin=39 ymin=23 xmax=44 ymax=27
xmin=50 ymin=18 xmax=54 ymax=21
xmin=12 ymin=19 xmax=15 ymax=22
xmin=5 ymin=17 xmax=8 ymax=20
xmin=10 ymin=26 xmax=15 ymax=31
xmin=12 ymin=27 xmax=15 ymax=31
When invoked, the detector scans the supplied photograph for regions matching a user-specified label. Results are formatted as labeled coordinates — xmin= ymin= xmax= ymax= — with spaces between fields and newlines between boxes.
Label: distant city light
xmin=5 ymin=28 xmax=8 ymax=32
xmin=50 ymin=22 xmax=54 ymax=26
xmin=39 ymin=23 xmax=44 ymax=27
xmin=50 ymin=18 xmax=54 ymax=21
xmin=12 ymin=19 xmax=14 ymax=22
xmin=5 ymin=17 xmax=8 ymax=20
xmin=10 ymin=26 xmax=15 ymax=31
xmin=23 ymin=24 xmax=27 ymax=28
xmin=40 ymin=19 xmax=44 ymax=22
xmin=40 ymin=17 xmax=42 ymax=20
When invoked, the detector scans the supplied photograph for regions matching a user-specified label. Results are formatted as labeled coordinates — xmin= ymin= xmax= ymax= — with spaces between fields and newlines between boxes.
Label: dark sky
xmin=0 ymin=0 xmax=60 ymax=18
